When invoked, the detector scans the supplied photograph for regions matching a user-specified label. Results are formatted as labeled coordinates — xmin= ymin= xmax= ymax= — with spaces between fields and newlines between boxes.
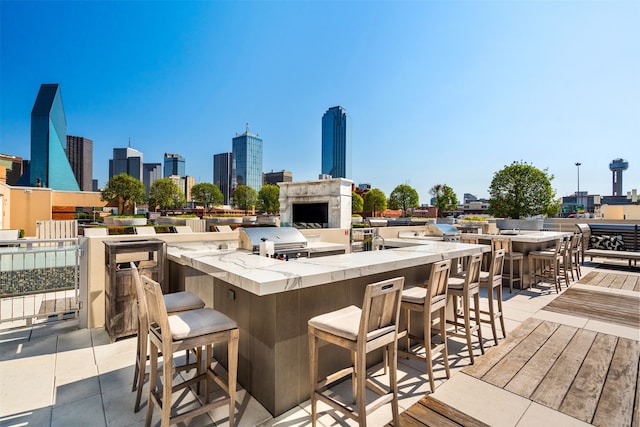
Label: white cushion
xmin=401 ymin=286 xmax=446 ymax=305
xmin=168 ymin=308 xmax=237 ymax=340
xmin=164 ymin=292 xmax=205 ymax=313
xmin=447 ymin=277 xmax=465 ymax=290
xmin=309 ymin=305 xmax=361 ymax=341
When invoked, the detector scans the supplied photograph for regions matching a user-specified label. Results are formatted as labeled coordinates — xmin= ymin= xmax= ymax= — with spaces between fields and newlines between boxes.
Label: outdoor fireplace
xmin=279 ymin=178 xmax=352 ymax=229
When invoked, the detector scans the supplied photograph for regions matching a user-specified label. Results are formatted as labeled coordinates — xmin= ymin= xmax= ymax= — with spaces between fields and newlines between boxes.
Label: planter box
xmin=103 ymin=217 xmax=148 ymax=226
xmin=495 ymin=218 xmax=544 ymax=231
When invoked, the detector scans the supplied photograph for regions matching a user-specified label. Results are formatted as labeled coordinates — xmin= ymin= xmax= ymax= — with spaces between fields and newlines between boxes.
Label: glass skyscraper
xmin=28 ymin=84 xmax=80 ymax=190
xmin=232 ymin=126 xmax=263 ymax=193
xmin=143 ymin=163 xmax=162 ymax=195
xmin=321 ymin=106 xmax=352 ymax=179
xmin=109 ymin=147 xmax=143 ymax=181
xmin=214 ymin=152 xmax=234 ymax=205
xmin=163 ymin=153 xmax=185 ymax=178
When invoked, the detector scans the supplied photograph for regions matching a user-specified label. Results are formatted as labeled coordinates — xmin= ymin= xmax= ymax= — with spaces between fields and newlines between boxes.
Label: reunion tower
xmin=609 ymin=158 xmax=628 ymax=196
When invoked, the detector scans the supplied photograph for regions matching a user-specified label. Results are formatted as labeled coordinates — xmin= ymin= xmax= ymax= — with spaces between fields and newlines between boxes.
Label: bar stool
xmin=446 ymin=253 xmax=485 ymax=364
xmin=142 ymin=274 xmax=239 ymax=427
xmin=491 ymin=237 xmax=523 ymax=293
xmin=130 ymin=264 xmax=206 ymax=413
xmin=529 ymin=237 xmax=569 ymax=293
xmin=308 ymin=277 xmax=404 ymax=427
xmin=479 ymin=249 xmax=506 ymax=346
xmin=570 ymin=232 xmax=582 ymax=281
xmin=399 ymin=259 xmax=451 ymax=393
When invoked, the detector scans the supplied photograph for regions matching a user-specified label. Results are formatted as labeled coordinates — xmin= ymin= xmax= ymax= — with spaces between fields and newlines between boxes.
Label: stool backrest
xmin=488 ymin=249 xmax=505 ymax=282
xmin=131 ymin=263 xmax=149 ymax=334
xmin=491 ymin=237 xmax=512 ymax=254
xmin=141 ymin=274 xmax=171 ymax=345
xmin=360 ymin=277 xmax=405 ymax=342
xmin=460 ymin=234 xmax=479 ymax=244
xmin=464 ymin=253 xmax=483 ymax=289
xmin=428 ymin=259 xmax=451 ymax=301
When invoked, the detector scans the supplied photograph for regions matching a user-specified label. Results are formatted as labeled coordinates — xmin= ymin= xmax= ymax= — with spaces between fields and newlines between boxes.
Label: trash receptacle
xmin=103 ymin=239 xmax=166 ymax=342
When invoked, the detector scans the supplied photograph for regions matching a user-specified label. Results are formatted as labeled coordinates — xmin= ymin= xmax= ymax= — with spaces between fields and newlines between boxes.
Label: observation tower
xmin=609 ymin=158 xmax=628 ymax=196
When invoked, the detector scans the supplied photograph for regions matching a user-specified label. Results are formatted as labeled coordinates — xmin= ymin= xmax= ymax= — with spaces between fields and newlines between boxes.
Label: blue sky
xmin=1 ymin=1 xmax=638 ymax=204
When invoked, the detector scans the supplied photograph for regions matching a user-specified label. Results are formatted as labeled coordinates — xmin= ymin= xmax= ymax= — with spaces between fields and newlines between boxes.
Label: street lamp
xmin=575 ymin=162 xmax=582 ymax=212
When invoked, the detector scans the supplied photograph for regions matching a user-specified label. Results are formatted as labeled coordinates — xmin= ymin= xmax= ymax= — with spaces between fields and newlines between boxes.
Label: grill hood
xmin=425 ymin=223 xmax=460 ymax=236
xmin=238 ymin=227 xmax=308 ymax=252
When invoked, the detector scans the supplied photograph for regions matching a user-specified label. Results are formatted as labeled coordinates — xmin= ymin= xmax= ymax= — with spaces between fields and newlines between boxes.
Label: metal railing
xmin=0 ymin=238 xmax=80 ymax=325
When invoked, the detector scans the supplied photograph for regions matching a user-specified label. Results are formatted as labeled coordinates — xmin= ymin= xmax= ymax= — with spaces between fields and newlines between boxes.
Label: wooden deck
xmin=397 ymin=271 xmax=640 ymax=427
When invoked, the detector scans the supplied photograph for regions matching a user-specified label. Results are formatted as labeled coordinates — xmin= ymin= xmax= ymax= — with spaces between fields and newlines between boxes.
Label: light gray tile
xmin=51 ymin=394 xmax=106 ymax=427
xmin=517 ymin=401 xmax=591 ymax=426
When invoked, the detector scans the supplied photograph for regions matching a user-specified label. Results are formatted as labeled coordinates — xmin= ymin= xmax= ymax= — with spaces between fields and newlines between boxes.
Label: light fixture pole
xmin=575 ymin=162 xmax=582 ymax=211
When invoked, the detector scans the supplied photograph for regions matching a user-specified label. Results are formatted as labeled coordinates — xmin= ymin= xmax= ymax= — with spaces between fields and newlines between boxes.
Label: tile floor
xmin=1 ymin=262 xmax=637 ymax=427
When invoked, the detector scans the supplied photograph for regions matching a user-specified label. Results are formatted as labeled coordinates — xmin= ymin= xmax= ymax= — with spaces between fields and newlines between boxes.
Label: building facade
xmin=109 ymin=147 xmax=143 ymax=181
xmin=232 ymin=126 xmax=263 ymax=193
xmin=163 ymin=153 xmax=185 ymax=178
xmin=66 ymin=136 xmax=93 ymax=191
xmin=321 ymin=106 xmax=351 ymax=179
xmin=142 ymin=163 xmax=162 ymax=195
xmin=28 ymin=84 xmax=80 ymax=190
xmin=213 ymin=152 xmax=234 ymax=205
xmin=0 ymin=154 xmax=23 ymax=185
xmin=263 ymin=170 xmax=292 ymax=185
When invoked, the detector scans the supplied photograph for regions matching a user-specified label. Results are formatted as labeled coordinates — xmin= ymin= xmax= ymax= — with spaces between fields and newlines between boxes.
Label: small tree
xmin=389 ymin=184 xmax=419 ymax=217
xmin=258 ymin=184 xmax=280 ymax=214
xmin=191 ymin=182 xmax=223 ymax=209
xmin=148 ymin=178 xmax=186 ymax=211
xmin=232 ymin=185 xmax=258 ymax=212
xmin=429 ymin=184 xmax=458 ymax=217
xmin=352 ymin=191 xmax=364 ymax=215
xmin=488 ymin=161 xmax=556 ymax=219
xmin=363 ymin=188 xmax=387 ymax=217
xmin=101 ymin=173 xmax=146 ymax=215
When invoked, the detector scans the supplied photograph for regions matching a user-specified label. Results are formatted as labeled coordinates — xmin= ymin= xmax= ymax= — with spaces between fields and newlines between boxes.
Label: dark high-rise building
xmin=66 ymin=135 xmax=93 ymax=191
xmin=109 ymin=147 xmax=143 ymax=181
xmin=263 ymin=170 xmax=292 ymax=185
xmin=164 ymin=153 xmax=185 ymax=178
xmin=143 ymin=163 xmax=162 ymax=195
xmin=28 ymin=84 xmax=79 ymax=190
xmin=321 ymin=106 xmax=351 ymax=179
xmin=214 ymin=152 xmax=234 ymax=205
xmin=232 ymin=125 xmax=263 ymax=193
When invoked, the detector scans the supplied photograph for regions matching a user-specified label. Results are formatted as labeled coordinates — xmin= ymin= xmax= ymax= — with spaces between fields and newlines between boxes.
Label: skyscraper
xmin=142 ymin=163 xmax=162 ymax=195
xmin=232 ymin=125 xmax=263 ymax=193
xmin=163 ymin=153 xmax=185 ymax=178
xmin=213 ymin=152 xmax=234 ymax=205
xmin=28 ymin=84 xmax=80 ymax=190
xmin=321 ymin=106 xmax=352 ymax=179
xmin=66 ymin=135 xmax=93 ymax=191
xmin=109 ymin=147 xmax=143 ymax=181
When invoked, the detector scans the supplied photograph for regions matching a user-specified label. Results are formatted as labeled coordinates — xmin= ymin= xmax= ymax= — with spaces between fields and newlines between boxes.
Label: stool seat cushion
xmin=164 ymin=292 xmax=205 ymax=314
xmin=309 ymin=305 xmax=360 ymax=341
xmin=504 ymin=251 xmax=523 ymax=259
xmin=401 ymin=286 xmax=446 ymax=305
xmin=169 ymin=308 xmax=237 ymax=340
xmin=447 ymin=277 xmax=465 ymax=290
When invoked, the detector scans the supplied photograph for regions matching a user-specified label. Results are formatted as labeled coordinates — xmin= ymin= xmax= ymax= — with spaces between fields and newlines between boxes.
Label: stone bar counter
xmin=167 ymin=239 xmax=489 ymax=417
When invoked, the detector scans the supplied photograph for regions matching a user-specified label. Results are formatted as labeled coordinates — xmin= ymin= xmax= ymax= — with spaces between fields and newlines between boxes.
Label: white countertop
xmin=168 ymin=239 xmax=489 ymax=296
xmin=476 ymin=231 xmax=572 ymax=243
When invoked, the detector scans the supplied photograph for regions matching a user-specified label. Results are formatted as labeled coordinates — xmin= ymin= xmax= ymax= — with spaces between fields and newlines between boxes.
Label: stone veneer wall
xmin=278 ymin=178 xmax=352 ymax=229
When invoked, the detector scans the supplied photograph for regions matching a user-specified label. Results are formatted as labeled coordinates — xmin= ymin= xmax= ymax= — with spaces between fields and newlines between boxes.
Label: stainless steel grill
xmin=238 ymin=227 xmax=309 ymax=258
xmin=425 ymin=224 xmax=461 ymax=242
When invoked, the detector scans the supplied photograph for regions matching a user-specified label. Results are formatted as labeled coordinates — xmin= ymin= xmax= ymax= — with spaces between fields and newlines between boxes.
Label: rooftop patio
xmin=1 ymin=258 xmax=638 ymax=426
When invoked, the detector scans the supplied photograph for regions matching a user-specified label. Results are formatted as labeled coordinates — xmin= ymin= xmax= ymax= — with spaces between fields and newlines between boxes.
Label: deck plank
xmin=481 ymin=321 xmax=559 ymax=388
xmin=401 ymin=399 xmax=460 ymax=427
xmin=558 ymin=333 xmax=618 ymax=423
xmin=542 ymin=287 xmax=640 ymax=328
xmin=418 ymin=396 xmax=490 ymax=427
xmin=463 ymin=317 xmax=543 ymax=379
xmin=578 ymin=271 xmax=598 ymax=285
xmin=592 ymin=337 xmax=640 ymax=427
xmin=598 ymin=273 xmax=617 ymax=288
xmin=531 ymin=328 xmax=597 ymax=409
xmin=504 ymin=324 xmax=578 ymax=398
xmin=610 ymin=273 xmax=628 ymax=289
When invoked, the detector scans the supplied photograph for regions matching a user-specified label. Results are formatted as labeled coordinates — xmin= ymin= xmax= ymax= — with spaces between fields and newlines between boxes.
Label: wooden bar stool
xmin=130 ymin=263 xmax=206 ymax=413
xmin=529 ymin=237 xmax=569 ymax=293
xmin=399 ymin=259 xmax=451 ymax=393
xmin=308 ymin=277 xmax=404 ymax=427
xmin=491 ymin=237 xmax=523 ymax=293
xmin=446 ymin=253 xmax=485 ymax=364
xmin=142 ymin=274 xmax=239 ymax=427
xmin=479 ymin=249 xmax=506 ymax=346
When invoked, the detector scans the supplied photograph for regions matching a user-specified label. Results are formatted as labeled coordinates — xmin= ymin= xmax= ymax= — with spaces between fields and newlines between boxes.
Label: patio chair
xmin=308 ymin=276 xmax=404 ymax=427
xmin=491 ymin=237 xmax=524 ymax=293
xmin=134 ymin=227 xmax=156 ymax=235
xmin=83 ymin=227 xmax=108 ymax=237
xmin=399 ymin=259 xmax=452 ymax=393
xmin=447 ymin=253 xmax=485 ymax=364
xmin=479 ymin=249 xmax=506 ymax=346
xmin=172 ymin=225 xmax=193 ymax=233
xmin=130 ymin=263 xmax=205 ymax=412
xmin=142 ymin=273 xmax=239 ymax=427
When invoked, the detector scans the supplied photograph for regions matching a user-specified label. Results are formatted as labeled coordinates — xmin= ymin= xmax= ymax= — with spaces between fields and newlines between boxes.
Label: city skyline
xmin=1 ymin=1 xmax=638 ymax=204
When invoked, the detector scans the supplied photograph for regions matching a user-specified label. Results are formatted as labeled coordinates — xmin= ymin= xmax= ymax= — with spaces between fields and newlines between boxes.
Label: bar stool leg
xmin=473 ymin=293 xmax=485 ymax=355
xmin=496 ymin=285 xmax=506 ymax=339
